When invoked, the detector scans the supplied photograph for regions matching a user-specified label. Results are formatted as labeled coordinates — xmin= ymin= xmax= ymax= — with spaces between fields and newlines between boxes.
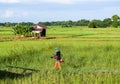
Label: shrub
xmin=88 ymin=22 xmax=96 ymax=28
xmin=13 ymin=24 xmax=32 ymax=36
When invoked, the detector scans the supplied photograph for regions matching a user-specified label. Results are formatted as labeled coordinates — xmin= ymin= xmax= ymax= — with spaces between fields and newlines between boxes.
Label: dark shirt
xmin=56 ymin=51 xmax=61 ymax=61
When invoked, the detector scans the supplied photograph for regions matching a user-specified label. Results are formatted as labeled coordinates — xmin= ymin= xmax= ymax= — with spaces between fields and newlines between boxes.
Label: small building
xmin=32 ymin=24 xmax=47 ymax=37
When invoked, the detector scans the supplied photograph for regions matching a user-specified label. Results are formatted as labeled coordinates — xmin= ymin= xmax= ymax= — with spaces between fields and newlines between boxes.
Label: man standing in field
xmin=51 ymin=48 xmax=63 ymax=70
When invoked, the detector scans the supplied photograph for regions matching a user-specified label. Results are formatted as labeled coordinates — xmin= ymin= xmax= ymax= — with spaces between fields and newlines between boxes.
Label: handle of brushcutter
xmin=51 ymin=55 xmax=58 ymax=59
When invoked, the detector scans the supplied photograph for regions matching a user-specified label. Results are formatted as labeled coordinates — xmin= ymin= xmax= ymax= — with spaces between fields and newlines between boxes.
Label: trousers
xmin=53 ymin=61 xmax=61 ymax=70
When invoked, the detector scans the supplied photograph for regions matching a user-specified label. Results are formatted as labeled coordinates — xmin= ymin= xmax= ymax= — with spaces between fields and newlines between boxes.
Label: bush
xmin=13 ymin=24 xmax=32 ymax=36
xmin=88 ymin=22 xmax=96 ymax=28
xmin=112 ymin=21 xmax=119 ymax=28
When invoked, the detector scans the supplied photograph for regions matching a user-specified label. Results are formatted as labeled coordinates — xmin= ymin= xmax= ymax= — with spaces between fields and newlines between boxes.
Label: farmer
xmin=51 ymin=48 xmax=63 ymax=70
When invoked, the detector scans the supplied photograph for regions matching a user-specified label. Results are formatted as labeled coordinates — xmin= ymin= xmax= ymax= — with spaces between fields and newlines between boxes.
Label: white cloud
xmin=17 ymin=0 xmax=76 ymax=4
xmin=0 ymin=0 xmax=19 ymax=3
xmin=0 ymin=0 xmax=119 ymax=4
xmin=1 ymin=10 xmax=29 ymax=18
xmin=40 ymin=0 xmax=76 ymax=4
xmin=23 ymin=0 xmax=119 ymax=4
xmin=21 ymin=12 xmax=28 ymax=16
xmin=2 ymin=10 xmax=14 ymax=18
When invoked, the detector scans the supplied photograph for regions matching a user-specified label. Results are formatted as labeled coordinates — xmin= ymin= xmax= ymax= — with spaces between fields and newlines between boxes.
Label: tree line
xmin=0 ymin=14 xmax=120 ymax=28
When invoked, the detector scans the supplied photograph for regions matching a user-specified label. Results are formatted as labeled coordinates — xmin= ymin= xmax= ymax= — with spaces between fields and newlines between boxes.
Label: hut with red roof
xmin=32 ymin=24 xmax=47 ymax=37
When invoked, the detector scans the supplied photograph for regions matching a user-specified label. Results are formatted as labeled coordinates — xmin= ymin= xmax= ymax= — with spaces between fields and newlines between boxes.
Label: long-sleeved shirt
xmin=56 ymin=51 xmax=61 ymax=61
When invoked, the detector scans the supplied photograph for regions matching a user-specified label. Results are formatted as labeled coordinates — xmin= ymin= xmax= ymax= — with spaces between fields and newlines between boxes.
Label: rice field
xmin=0 ymin=26 xmax=120 ymax=84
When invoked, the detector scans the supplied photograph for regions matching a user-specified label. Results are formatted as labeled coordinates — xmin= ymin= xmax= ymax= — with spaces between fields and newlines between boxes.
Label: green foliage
xmin=90 ymin=19 xmax=109 ymax=28
xmin=13 ymin=24 xmax=32 ymax=36
xmin=19 ymin=22 xmax=34 ymax=26
xmin=88 ymin=22 xmax=96 ymax=28
xmin=112 ymin=14 xmax=120 ymax=28
xmin=76 ymin=19 xmax=90 ymax=26
xmin=103 ymin=18 xmax=112 ymax=27
xmin=0 ymin=14 xmax=120 ymax=29
xmin=88 ymin=18 xmax=112 ymax=28
xmin=112 ymin=21 xmax=119 ymax=28
xmin=112 ymin=14 xmax=120 ymax=21
xmin=61 ymin=20 xmax=73 ymax=28
xmin=5 ymin=22 xmax=11 ymax=27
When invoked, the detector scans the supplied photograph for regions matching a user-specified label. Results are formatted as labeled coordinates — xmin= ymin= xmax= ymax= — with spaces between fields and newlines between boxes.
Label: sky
xmin=0 ymin=0 xmax=120 ymax=23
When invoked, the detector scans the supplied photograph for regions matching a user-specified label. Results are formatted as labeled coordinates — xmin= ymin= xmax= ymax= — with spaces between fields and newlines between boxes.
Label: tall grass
xmin=0 ymin=27 xmax=120 ymax=83
xmin=0 ymin=41 xmax=120 ymax=83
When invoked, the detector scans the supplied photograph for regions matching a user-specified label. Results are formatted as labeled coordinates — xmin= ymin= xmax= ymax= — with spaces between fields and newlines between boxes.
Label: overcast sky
xmin=0 ymin=0 xmax=119 ymax=23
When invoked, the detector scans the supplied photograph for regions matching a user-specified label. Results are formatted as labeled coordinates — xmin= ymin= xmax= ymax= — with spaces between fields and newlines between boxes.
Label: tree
xmin=0 ymin=23 xmax=5 ymax=26
xmin=88 ymin=22 xmax=96 ymax=28
xmin=88 ymin=19 xmax=104 ymax=28
xmin=38 ymin=22 xmax=51 ymax=26
xmin=19 ymin=22 xmax=34 ymax=26
xmin=92 ymin=19 xmax=104 ymax=28
xmin=61 ymin=20 xmax=73 ymax=27
xmin=76 ymin=19 xmax=89 ymax=26
xmin=5 ymin=22 xmax=11 ymax=27
xmin=103 ymin=18 xmax=112 ymax=27
xmin=119 ymin=21 xmax=120 ymax=26
xmin=112 ymin=14 xmax=120 ymax=28
xmin=13 ymin=24 xmax=32 ymax=36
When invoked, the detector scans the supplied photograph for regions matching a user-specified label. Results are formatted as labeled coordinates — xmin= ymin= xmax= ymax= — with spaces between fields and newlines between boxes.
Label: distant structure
xmin=32 ymin=24 xmax=47 ymax=37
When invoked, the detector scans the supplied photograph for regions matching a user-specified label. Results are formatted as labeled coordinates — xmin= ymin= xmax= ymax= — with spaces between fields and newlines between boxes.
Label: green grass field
xmin=0 ymin=26 xmax=120 ymax=84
